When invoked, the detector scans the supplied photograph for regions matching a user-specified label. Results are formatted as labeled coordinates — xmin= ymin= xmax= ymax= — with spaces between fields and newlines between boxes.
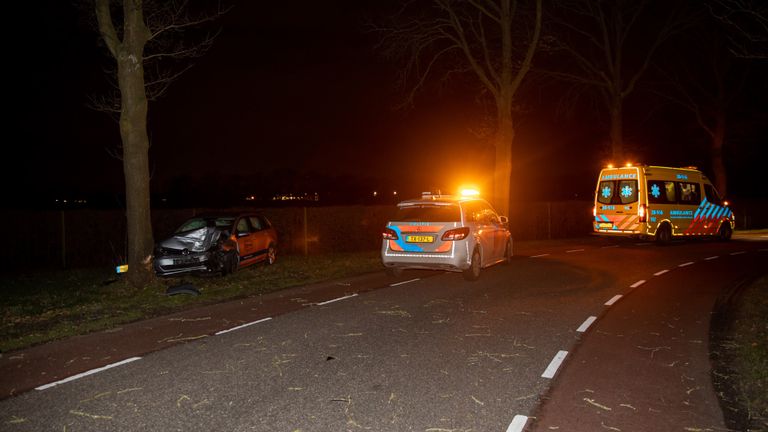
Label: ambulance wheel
xmin=463 ymin=248 xmax=481 ymax=281
xmin=718 ymin=223 xmax=732 ymax=241
xmin=655 ymin=224 xmax=672 ymax=245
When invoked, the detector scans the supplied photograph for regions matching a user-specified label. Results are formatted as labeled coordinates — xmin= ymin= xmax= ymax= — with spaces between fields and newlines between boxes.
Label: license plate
xmin=599 ymin=222 xmax=613 ymax=229
xmin=405 ymin=235 xmax=434 ymax=243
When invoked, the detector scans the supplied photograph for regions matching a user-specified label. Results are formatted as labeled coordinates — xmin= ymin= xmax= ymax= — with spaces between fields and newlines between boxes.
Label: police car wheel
xmin=463 ymin=249 xmax=481 ymax=281
xmin=385 ymin=267 xmax=403 ymax=277
xmin=503 ymin=239 xmax=512 ymax=264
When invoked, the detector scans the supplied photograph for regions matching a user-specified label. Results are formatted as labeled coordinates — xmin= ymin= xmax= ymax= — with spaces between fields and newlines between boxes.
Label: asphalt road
xmin=1 ymin=234 xmax=766 ymax=431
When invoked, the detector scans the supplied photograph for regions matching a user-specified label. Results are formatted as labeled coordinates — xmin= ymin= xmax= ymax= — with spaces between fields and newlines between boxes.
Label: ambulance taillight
xmin=638 ymin=204 xmax=647 ymax=223
xmin=592 ymin=206 xmax=596 ymax=217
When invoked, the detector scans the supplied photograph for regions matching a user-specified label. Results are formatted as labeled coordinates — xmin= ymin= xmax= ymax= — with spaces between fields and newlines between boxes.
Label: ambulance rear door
xmin=594 ymin=168 xmax=643 ymax=234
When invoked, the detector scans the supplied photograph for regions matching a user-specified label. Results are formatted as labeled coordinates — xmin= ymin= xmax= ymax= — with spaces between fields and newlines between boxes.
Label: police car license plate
xmin=599 ymin=222 xmax=613 ymax=229
xmin=406 ymin=235 xmax=434 ymax=243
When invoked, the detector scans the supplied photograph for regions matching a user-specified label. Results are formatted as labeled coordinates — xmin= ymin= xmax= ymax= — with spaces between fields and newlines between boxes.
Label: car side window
xmin=249 ymin=216 xmax=263 ymax=232
xmin=236 ymin=218 xmax=250 ymax=236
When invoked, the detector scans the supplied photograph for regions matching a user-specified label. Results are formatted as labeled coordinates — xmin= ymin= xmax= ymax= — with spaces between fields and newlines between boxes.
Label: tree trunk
xmin=118 ymin=1 xmax=154 ymax=288
xmin=609 ymin=97 xmax=624 ymax=162
xmin=494 ymin=92 xmax=514 ymax=219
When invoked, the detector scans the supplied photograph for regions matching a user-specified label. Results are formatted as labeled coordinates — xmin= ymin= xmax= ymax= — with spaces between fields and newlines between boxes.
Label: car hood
xmin=158 ymin=227 xmax=222 ymax=253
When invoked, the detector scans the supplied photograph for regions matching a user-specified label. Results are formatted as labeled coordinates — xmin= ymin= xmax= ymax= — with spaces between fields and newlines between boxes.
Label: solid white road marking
xmin=577 ymin=316 xmax=598 ymax=333
xmin=704 ymin=256 xmax=719 ymax=261
xmin=531 ymin=253 xmax=550 ymax=258
xmin=730 ymin=251 xmax=746 ymax=256
xmin=678 ymin=261 xmax=695 ymax=267
xmin=654 ymin=269 xmax=669 ymax=276
xmin=36 ymin=357 xmax=142 ymax=391
xmin=566 ymin=249 xmax=585 ymax=253
xmin=506 ymin=415 xmax=529 ymax=432
xmin=630 ymin=280 xmax=646 ymax=288
xmin=605 ymin=295 xmax=623 ymax=306
xmin=215 ymin=317 xmax=272 ymax=335
xmin=316 ymin=294 xmax=359 ymax=306
xmin=389 ymin=278 xmax=421 ymax=287
xmin=542 ymin=350 xmax=569 ymax=379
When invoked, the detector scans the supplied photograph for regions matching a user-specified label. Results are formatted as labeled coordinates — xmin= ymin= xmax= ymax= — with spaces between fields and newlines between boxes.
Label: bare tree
xmin=545 ymin=0 xmax=690 ymax=162
xmin=93 ymin=0 xmax=227 ymax=287
xmin=379 ymin=0 xmax=542 ymax=217
xmin=658 ymin=41 xmax=746 ymax=198
xmin=709 ymin=0 xmax=768 ymax=58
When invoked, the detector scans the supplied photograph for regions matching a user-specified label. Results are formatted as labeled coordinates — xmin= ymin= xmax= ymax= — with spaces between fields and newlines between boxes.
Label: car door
xmin=233 ymin=216 xmax=254 ymax=262
xmin=465 ymin=202 xmax=495 ymax=266
xmin=248 ymin=215 xmax=270 ymax=261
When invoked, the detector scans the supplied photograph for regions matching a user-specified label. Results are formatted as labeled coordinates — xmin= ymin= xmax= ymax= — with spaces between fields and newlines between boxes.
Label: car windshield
xmin=175 ymin=217 xmax=235 ymax=234
xmin=394 ymin=205 xmax=461 ymax=222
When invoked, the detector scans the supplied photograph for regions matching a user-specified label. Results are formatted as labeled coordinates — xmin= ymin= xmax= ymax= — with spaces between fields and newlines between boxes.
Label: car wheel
xmin=266 ymin=244 xmax=277 ymax=265
xmin=503 ymin=239 xmax=513 ymax=264
xmin=718 ymin=222 xmax=732 ymax=241
xmin=463 ymin=248 xmax=481 ymax=281
xmin=224 ymin=251 xmax=239 ymax=275
xmin=655 ymin=223 xmax=672 ymax=246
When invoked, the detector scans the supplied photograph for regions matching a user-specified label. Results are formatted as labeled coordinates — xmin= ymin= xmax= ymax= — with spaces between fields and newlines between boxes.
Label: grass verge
xmin=0 ymin=251 xmax=382 ymax=353
xmin=711 ymin=274 xmax=768 ymax=431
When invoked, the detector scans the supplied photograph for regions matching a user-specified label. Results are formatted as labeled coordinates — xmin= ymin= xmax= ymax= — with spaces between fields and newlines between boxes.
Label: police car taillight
xmin=382 ymin=227 xmax=399 ymax=240
xmin=442 ymin=227 xmax=470 ymax=241
xmin=638 ymin=204 xmax=647 ymax=223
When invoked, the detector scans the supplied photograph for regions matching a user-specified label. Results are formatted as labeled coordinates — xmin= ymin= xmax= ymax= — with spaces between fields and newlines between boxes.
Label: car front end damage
xmin=154 ymin=226 xmax=232 ymax=277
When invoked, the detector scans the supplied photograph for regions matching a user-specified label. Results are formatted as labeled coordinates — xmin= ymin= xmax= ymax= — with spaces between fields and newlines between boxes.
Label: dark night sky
xmin=8 ymin=0 xmax=768 ymax=208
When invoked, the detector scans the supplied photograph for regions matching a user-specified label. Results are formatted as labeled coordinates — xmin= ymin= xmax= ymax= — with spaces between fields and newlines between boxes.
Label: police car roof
xmin=397 ymin=194 xmax=483 ymax=207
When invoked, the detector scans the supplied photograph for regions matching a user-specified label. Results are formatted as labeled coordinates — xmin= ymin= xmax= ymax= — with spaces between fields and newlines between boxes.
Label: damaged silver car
xmin=154 ymin=213 xmax=278 ymax=277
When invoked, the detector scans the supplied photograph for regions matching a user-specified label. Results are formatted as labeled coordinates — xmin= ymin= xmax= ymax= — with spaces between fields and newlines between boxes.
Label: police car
xmin=381 ymin=191 xmax=512 ymax=281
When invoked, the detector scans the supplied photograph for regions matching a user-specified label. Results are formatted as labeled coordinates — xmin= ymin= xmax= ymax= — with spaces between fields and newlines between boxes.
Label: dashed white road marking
xmin=36 ymin=357 xmax=142 ymax=391
xmin=704 ymin=256 xmax=719 ymax=261
xmin=389 ymin=278 xmax=420 ymax=287
xmin=729 ymin=251 xmax=746 ymax=256
xmin=634 ymin=242 xmax=653 ymax=246
xmin=678 ymin=261 xmax=695 ymax=267
xmin=605 ymin=295 xmax=623 ymax=306
xmin=654 ymin=269 xmax=669 ymax=276
xmin=601 ymin=245 xmax=619 ymax=249
xmin=531 ymin=253 xmax=550 ymax=258
xmin=315 ymin=294 xmax=359 ymax=306
xmin=577 ymin=316 xmax=598 ymax=333
xmin=566 ymin=249 xmax=585 ymax=253
xmin=215 ymin=317 xmax=272 ymax=335
xmin=542 ymin=350 xmax=569 ymax=379
xmin=630 ymin=280 xmax=646 ymax=288
xmin=506 ymin=415 xmax=529 ymax=432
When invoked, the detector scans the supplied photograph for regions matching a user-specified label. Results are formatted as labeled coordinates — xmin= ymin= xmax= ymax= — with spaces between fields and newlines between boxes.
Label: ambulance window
xmin=597 ymin=181 xmax=615 ymax=204
xmin=678 ymin=182 xmax=701 ymax=204
xmin=647 ymin=181 xmax=676 ymax=204
xmin=704 ymin=184 xmax=722 ymax=205
xmin=617 ymin=180 xmax=638 ymax=204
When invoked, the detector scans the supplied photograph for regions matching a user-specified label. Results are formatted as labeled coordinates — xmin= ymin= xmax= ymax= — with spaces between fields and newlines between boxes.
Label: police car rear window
xmin=394 ymin=205 xmax=461 ymax=222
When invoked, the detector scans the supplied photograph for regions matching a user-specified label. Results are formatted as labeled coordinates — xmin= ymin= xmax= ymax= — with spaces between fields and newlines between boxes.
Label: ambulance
xmin=593 ymin=165 xmax=734 ymax=243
